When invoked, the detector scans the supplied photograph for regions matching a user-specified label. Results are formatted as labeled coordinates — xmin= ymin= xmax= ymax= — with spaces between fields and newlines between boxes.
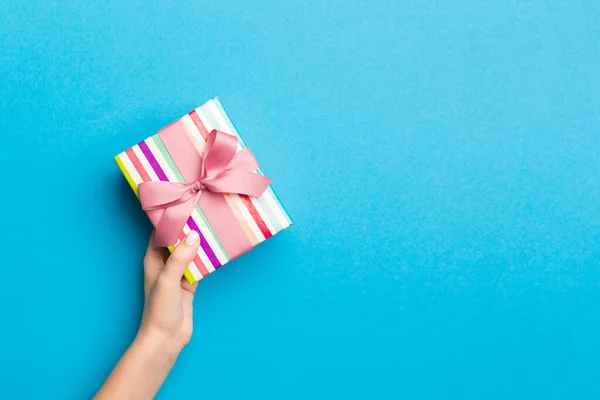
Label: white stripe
xmin=181 ymin=225 xmax=213 ymax=276
xmin=229 ymin=194 xmax=265 ymax=242
xmin=180 ymin=238 xmax=203 ymax=282
xmin=188 ymin=263 xmax=203 ymax=281
xmin=260 ymin=188 xmax=291 ymax=229
xmin=201 ymin=103 xmax=244 ymax=151
xmin=206 ymin=100 xmax=241 ymax=140
xmin=132 ymin=145 xmax=159 ymax=181
xmin=206 ymin=100 xmax=232 ymax=133
xmin=194 ymin=106 xmax=241 ymax=151
xmin=191 ymin=207 xmax=226 ymax=269
xmin=249 ymin=195 xmax=276 ymax=233
xmin=145 ymin=138 xmax=180 ymax=182
xmin=181 ymin=225 xmax=213 ymax=274
xmin=190 ymin=206 xmax=228 ymax=266
xmin=118 ymin=153 xmax=143 ymax=185
xmin=195 ymin=106 xmax=214 ymax=129
xmin=181 ymin=115 xmax=207 ymax=152
xmin=192 ymin=207 xmax=229 ymax=268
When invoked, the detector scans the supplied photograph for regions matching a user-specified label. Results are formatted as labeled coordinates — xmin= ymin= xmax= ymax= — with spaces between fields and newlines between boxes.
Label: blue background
xmin=1 ymin=1 xmax=599 ymax=398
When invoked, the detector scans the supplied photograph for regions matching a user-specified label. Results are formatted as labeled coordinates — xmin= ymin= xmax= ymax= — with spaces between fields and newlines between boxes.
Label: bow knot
xmin=138 ymin=129 xmax=271 ymax=247
xmin=192 ymin=181 xmax=206 ymax=193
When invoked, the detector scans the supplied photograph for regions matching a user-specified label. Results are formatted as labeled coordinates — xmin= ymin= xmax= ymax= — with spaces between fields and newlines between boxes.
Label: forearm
xmin=95 ymin=329 xmax=181 ymax=399
xmin=96 ymin=232 xmax=199 ymax=398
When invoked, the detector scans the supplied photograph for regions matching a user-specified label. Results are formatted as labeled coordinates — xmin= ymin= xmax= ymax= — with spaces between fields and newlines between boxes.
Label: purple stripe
xmin=186 ymin=213 xmax=222 ymax=268
xmin=138 ymin=140 xmax=221 ymax=268
xmin=138 ymin=141 xmax=169 ymax=181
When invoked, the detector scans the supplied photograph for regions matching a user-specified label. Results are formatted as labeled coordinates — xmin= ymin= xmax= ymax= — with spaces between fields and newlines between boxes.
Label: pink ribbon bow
xmin=139 ymin=129 xmax=271 ymax=247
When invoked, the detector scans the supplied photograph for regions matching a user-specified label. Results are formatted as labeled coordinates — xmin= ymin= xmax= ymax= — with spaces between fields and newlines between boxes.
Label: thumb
xmin=162 ymin=230 xmax=200 ymax=282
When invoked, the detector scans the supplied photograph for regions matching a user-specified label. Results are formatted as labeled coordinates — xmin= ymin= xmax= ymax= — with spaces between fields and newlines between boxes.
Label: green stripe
xmin=152 ymin=135 xmax=185 ymax=182
xmin=151 ymin=134 xmax=229 ymax=261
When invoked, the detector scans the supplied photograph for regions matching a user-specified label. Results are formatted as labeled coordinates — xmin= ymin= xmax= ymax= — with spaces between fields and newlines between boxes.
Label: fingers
xmin=143 ymin=231 xmax=169 ymax=285
xmin=161 ymin=230 xmax=200 ymax=283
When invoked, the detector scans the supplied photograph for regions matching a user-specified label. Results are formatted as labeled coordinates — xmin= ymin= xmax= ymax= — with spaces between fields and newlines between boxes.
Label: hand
xmin=95 ymin=230 xmax=201 ymax=399
xmin=138 ymin=230 xmax=200 ymax=353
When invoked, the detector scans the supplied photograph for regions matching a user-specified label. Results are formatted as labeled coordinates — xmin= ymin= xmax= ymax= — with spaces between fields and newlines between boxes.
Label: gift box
xmin=115 ymin=98 xmax=292 ymax=284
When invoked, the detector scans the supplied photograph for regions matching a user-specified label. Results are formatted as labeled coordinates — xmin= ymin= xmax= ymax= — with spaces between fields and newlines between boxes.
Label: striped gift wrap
xmin=115 ymin=98 xmax=292 ymax=284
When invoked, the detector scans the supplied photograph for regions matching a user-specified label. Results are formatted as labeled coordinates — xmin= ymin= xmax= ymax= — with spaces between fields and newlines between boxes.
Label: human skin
xmin=95 ymin=230 xmax=200 ymax=399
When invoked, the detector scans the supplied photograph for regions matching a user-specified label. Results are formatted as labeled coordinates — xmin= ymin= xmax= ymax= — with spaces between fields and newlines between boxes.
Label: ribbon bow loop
xmin=139 ymin=129 xmax=271 ymax=247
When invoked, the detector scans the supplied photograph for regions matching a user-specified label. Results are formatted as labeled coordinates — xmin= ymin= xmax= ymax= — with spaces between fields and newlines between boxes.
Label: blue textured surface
xmin=1 ymin=1 xmax=600 ymax=399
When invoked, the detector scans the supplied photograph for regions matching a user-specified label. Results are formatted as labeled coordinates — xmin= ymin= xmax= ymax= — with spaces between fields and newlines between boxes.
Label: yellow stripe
xmin=168 ymin=244 xmax=198 ymax=284
xmin=115 ymin=155 xmax=140 ymax=198
xmin=184 ymin=269 xmax=197 ymax=284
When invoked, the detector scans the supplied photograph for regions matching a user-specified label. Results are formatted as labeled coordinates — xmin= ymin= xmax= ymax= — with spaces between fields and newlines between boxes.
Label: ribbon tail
xmin=154 ymin=193 xmax=201 ymax=247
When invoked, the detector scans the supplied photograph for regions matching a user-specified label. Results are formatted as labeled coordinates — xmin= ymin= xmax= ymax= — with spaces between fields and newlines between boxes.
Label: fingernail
xmin=185 ymin=230 xmax=199 ymax=246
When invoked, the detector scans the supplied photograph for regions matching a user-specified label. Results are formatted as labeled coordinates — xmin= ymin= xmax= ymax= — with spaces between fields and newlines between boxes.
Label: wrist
xmin=134 ymin=326 xmax=184 ymax=360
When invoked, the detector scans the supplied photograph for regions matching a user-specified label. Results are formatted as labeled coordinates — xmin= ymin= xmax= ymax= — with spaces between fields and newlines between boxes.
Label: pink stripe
xmin=189 ymin=110 xmax=209 ymax=140
xmin=178 ymin=232 xmax=209 ymax=277
xmin=125 ymin=149 xmax=151 ymax=181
